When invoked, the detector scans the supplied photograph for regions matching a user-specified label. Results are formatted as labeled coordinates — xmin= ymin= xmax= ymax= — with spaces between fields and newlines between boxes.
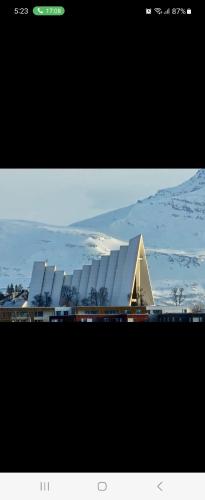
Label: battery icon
xmin=33 ymin=6 xmax=65 ymax=15
xmin=187 ymin=8 xmax=192 ymax=14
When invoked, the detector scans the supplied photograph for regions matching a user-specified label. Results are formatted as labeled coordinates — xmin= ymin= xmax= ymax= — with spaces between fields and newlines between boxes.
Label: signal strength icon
xmin=154 ymin=8 xmax=163 ymax=14
xmin=164 ymin=8 xmax=170 ymax=14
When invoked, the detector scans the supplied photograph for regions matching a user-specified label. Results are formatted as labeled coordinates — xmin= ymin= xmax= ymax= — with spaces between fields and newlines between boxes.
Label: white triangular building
xmin=28 ymin=235 xmax=154 ymax=307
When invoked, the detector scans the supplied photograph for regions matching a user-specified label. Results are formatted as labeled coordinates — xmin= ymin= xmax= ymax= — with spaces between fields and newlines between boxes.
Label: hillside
xmin=0 ymin=220 xmax=125 ymax=291
xmin=70 ymin=169 xmax=205 ymax=250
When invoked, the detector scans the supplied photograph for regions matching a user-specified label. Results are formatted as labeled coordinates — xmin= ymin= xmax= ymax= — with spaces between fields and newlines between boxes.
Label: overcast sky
xmin=0 ymin=168 xmax=197 ymax=225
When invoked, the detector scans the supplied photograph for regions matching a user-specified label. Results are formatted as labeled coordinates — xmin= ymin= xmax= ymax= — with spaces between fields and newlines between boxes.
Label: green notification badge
xmin=33 ymin=6 xmax=65 ymax=16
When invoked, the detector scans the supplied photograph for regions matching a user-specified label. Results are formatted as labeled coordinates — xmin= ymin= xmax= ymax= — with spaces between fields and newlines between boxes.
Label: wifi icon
xmin=154 ymin=8 xmax=162 ymax=14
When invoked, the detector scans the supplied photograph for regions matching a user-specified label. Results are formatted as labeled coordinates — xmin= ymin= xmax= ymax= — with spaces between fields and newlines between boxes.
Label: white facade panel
xmin=51 ymin=271 xmax=65 ymax=306
xmin=111 ymin=246 xmax=128 ymax=305
xmin=104 ymin=251 xmax=119 ymax=305
xmin=72 ymin=270 xmax=82 ymax=291
xmin=63 ymin=274 xmax=73 ymax=288
xmin=28 ymin=234 xmax=154 ymax=309
xmin=78 ymin=265 xmax=91 ymax=301
xmin=118 ymin=236 xmax=141 ymax=306
xmin=95 ymin=255 xmax=109 ymax=291
xmin=41 ymin=265 xmax=56 ymax=298
xmin=28 ymin=261 xmax=46 ymax=305
xmin=87 ymin=260 xmax=100 ymax=296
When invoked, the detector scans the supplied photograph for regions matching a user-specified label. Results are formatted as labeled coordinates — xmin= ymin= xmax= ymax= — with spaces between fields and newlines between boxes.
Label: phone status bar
xmin=2 ymin=5 xmax=198 ymax=19
xmin=145 ymin=7 xmax=192 ymax=15
xmin=4 ymin=5 xmax=72 ymax=17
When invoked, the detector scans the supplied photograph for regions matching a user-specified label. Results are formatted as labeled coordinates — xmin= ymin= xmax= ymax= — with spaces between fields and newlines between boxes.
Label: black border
xmin=1 ymin=2 xmax=205 ymax=472
xmin=1 ymin=320 xmax=205 ymax=472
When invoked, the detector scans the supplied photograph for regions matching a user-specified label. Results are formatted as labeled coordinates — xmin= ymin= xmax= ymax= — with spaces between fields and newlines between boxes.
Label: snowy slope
xmin=0 ymin=219 xmax=125 ymax=291
xmin=147 ymin=249 xmax=205 ymax=305
xmin=70 ymin=169 xmax=205 ymax=251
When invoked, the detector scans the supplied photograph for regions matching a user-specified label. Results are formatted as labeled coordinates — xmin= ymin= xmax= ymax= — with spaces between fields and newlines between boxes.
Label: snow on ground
xmin=0 ymin=219 xmax=125 ymax=292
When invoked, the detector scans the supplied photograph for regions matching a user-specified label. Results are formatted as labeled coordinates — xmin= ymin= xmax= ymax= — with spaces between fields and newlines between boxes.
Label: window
xmin=37 ymin=311 xmax=43 ymax=317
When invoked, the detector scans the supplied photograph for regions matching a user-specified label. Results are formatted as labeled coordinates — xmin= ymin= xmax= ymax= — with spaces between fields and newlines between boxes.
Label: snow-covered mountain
xmin=70 ymin=169 xmax=205 ymax=304
xmin=70 ymin=168 xmax=205 ymax=250
xmin=1 ymin=169 xmax=205 ymax=305
xmin=0 ymin=219 xmax=125 ymax=291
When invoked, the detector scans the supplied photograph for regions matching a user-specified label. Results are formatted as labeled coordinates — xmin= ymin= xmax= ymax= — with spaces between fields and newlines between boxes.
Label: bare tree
xmin=178 ymin=287 xmax=185 ymax=305
xmin=61 ymin=286 xmax=73 ymax=306
xmin=171 ymin=287 xmax=179 ymax=306
xmin=97 ymin=287 xmax=109 ymax=306
xmin=88 ymin=287 xmax=98 ymax=306
xmin=171 ymin=287 xmax=185 ymax=306
xmin=62 ymin=286 xmax=108 ymax=307
xmin=61 ymin=285 xmax=79 ymax=306
xmin=32 ymin=294 xmax=44 ymax=307
xmin=82 ymin=297 xmax=89 ymax=306
xmin=32 ymin=292 xmax=51 ymax=307
xmin=192 ymin=303 xmax=205 ymax=313
xmin=71 ymin=286 xmax=80 ymax=306
xmin=44 ymin=291 xmax=52 ymax=307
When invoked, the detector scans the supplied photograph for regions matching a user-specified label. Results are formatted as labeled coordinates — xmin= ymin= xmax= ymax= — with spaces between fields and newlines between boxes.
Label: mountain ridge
xmin=70 ymin=169 xmax=205 ymax=251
